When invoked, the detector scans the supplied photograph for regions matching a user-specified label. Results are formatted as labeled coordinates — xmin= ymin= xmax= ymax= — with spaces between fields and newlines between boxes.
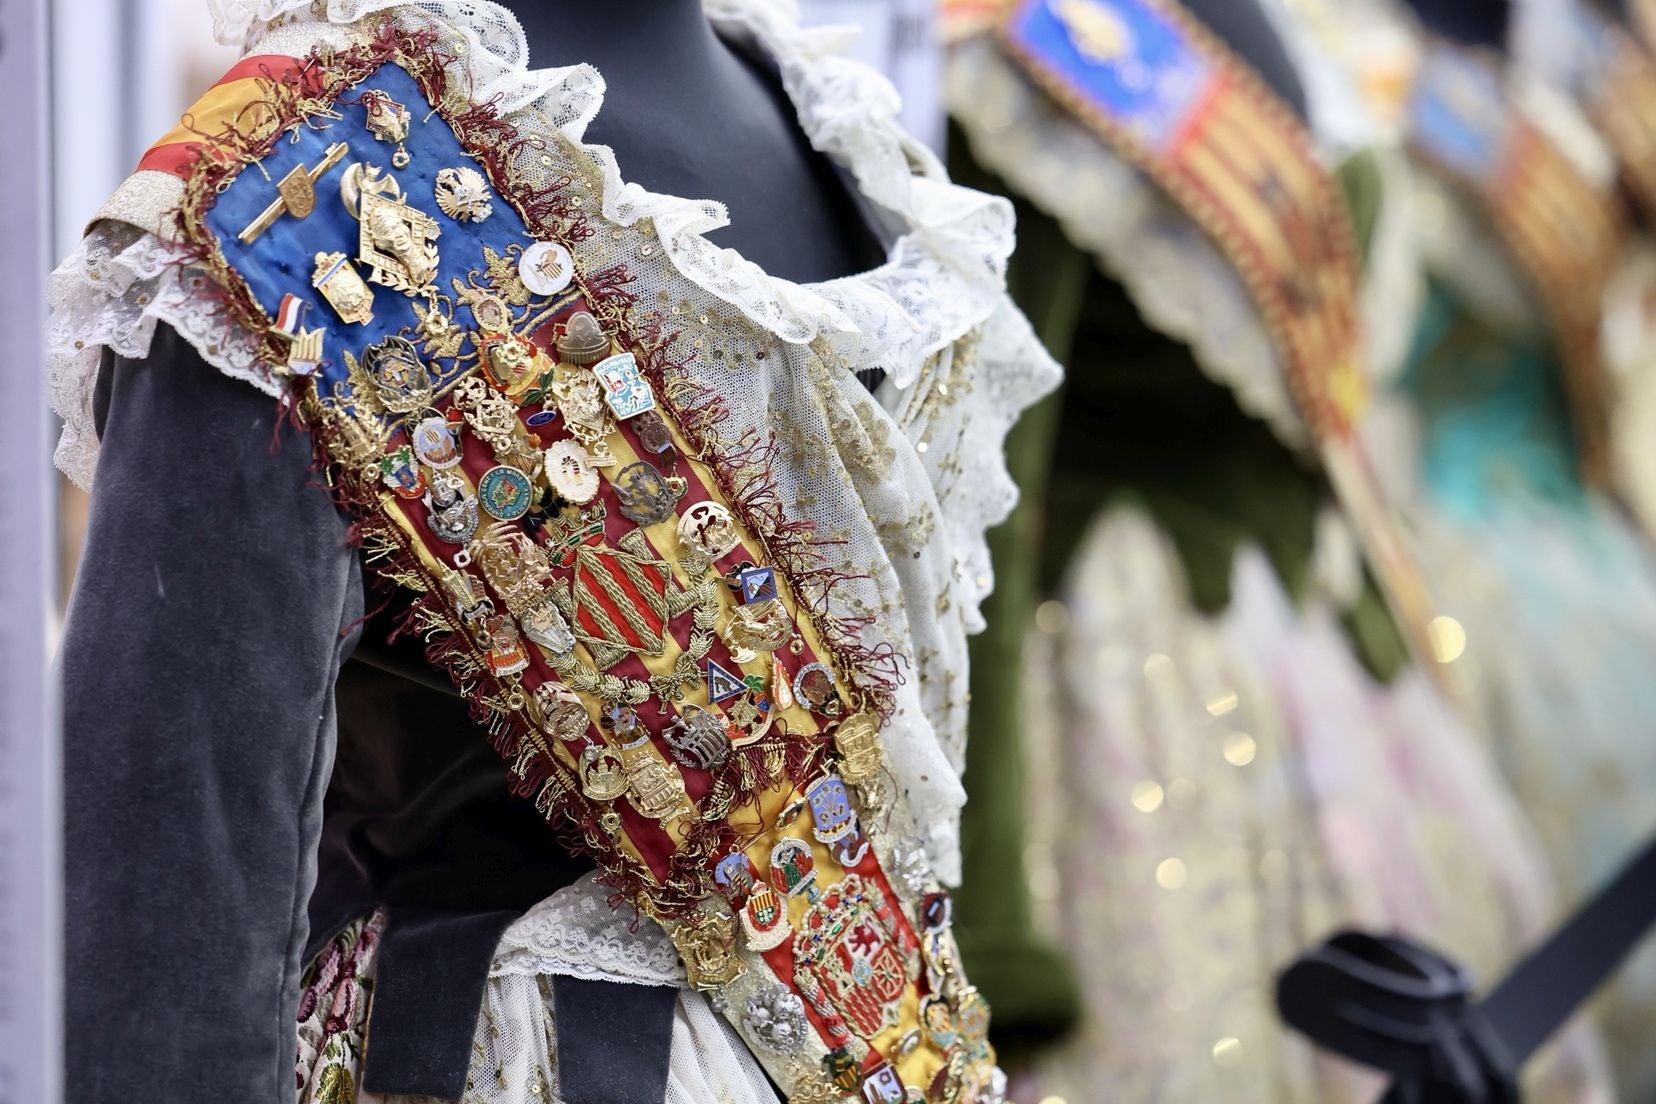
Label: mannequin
xmin=59 ymin=4 xmax=903 ymax=1104
xmin=506 ymin=0 xmax=886 ymax=284
xmin=1181 ymin=0 xmax=1310 ymax=116
xmin=952 ymin=0 xmax=1343 ymax=1064
xmin=1400 ymin=0 xmax=1510 ymax=46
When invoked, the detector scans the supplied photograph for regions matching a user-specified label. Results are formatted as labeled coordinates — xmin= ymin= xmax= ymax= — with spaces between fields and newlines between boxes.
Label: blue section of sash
xmin=204 ymin=63 xmax=538 ymax=403
xmin=1004 ymin=0 xmax=1216 ymax=152
xmin=1410 ymin=45 xmax=1511 ymax=183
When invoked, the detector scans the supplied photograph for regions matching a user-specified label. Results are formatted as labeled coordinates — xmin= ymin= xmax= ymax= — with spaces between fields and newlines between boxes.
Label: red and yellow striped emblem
xmin=137 ymin=54 xmax=316 ymax=179
xmin=570 ymin=539 xmax=674 ymax=656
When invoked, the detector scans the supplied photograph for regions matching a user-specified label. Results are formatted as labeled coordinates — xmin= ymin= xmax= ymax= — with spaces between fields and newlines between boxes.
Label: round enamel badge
xmin=545 ymin=439 xmax=600 ymax=504
xmin=520 ymin=241 xmax=575 ymax=296
xmin=411 ymin=416 xmax=462 ymax=469
xmin=478 ymin=465 xmax=534 ymax=521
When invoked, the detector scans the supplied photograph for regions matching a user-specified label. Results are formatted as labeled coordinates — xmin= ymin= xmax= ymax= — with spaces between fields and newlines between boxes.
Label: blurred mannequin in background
xmin=943 ymin=0 xmax=1610 ymax=1098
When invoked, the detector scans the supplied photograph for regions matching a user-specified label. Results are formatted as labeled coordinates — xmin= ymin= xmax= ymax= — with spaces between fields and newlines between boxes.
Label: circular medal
xmin=478 ymin=465 xmax=534 ymax=521
xmin=520 ymin=241 xmax=575 ymax=296
xmin=793 ymin=662 xmax=841 ymax=716
xmin=412 ymin=416 xmax=463 ymax=469
xmin=545 ymin=439 xmax=601 ymax=504
xmin=677 ymin=501 xmax=740 ymax=560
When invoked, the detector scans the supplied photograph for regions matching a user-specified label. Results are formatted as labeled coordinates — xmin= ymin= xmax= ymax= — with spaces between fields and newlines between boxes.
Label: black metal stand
xmin=1277 ymin=832 xmax=1656 ymax=1102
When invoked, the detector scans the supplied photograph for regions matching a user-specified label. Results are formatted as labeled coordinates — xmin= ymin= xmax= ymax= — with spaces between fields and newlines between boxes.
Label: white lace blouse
xmin=50 ymin=0 xmax=1060 ymax=886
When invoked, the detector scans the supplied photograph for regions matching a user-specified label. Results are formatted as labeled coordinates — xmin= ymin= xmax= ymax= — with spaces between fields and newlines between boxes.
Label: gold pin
xmin=362 ymin=91 xmax=413 ymax=169
xmin=341 ymin=162 xmax=440 ymax=295
xmin=311 ymin=251 xmax=375 ymax=326
xmin=236 ymin=142 xmax=349 ymax=245
xmin=282 ymin=328 xmax=325 ymax=375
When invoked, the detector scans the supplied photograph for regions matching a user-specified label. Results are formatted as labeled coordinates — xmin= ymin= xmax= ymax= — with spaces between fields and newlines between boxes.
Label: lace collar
xmin=218 ymin=0 xmax=1017 ymax=386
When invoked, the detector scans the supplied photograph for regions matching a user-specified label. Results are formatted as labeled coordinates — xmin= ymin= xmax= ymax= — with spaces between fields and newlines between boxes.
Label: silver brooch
xmin=742 ymin=985 xmax=811 ymax=1054
xmin=433 ymin=166 xmax=493 ymax=223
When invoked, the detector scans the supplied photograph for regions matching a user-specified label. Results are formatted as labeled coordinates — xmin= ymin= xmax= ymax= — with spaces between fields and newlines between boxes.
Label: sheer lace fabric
xmin=48 ymin=223 xmax=270 ymax=487
xmin=492 ymin=874 xmax=686 ymax=987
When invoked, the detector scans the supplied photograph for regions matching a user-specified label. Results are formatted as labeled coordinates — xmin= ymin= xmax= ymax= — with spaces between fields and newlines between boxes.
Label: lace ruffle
xmin=47 ymin=223 xmax=273 ymax=488
xmin=491 ymin=874 xmax=686 ymax=987
xmin=295 ymin=905 xmax=781 ymax=1104
xmin=947 ymin=36 xmax=1306 ymax=450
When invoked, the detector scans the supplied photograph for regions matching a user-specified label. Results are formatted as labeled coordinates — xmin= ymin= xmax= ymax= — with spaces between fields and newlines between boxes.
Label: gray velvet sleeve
xmin=61 ymin=325 xmax=363 ymax=1104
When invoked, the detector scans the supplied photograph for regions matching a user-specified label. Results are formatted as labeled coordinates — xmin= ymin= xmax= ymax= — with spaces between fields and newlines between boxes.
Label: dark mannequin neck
xmin=493 ymin=0 xmax=886 ymax=285
xmin=1399 ymin=0 xmax=1510 ymax=49
xmin=507 ymin=0 xmax=725 ymax=110
xmin=1180 ymin=0 xmax=1308 ymax=121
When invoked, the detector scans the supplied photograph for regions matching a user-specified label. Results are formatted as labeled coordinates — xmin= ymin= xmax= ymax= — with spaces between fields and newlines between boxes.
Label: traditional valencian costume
xmin=943 ymin=0 xmax=1610 ymax=1099
xmin=1301 ymin=0 xmax=1656 ymax=1091
xmin=48 ymin=2 xmax=1059 ymax=1101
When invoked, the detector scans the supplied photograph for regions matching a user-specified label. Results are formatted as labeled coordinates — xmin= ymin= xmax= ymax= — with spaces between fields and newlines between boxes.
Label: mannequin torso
xmin=1181 ymin=0 xmax=1309 ymax=117
xmin=505 ymin=0 xmax=886 ymax=284
xmin=1401 ymin=0 xmax=1511 ymax=47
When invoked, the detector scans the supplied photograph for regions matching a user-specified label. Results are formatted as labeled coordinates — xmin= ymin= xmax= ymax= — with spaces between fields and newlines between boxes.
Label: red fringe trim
xmin=155 ymin=24 xmax=900 ymax=919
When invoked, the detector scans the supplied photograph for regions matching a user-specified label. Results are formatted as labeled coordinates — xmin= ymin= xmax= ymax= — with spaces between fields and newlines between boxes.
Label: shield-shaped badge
xmin=276 ymin=163 xmax=317 ymax=219
xmin=379 ymin=445 xmax=426 ymax=499
xmin=312 ymin=251 xmax=375 ymax=326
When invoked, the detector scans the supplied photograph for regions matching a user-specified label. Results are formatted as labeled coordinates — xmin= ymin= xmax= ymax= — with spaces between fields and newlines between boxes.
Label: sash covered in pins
xmin=995 ymin=0 xmax=1440 ymax=666
xmin=119 ymin=27 xmax=999 ymax=1104
xmin=1565 ymin=6 xmax=1656 ymax=223
xmin=1408 ymin=39 xmax=1622 ymax=485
